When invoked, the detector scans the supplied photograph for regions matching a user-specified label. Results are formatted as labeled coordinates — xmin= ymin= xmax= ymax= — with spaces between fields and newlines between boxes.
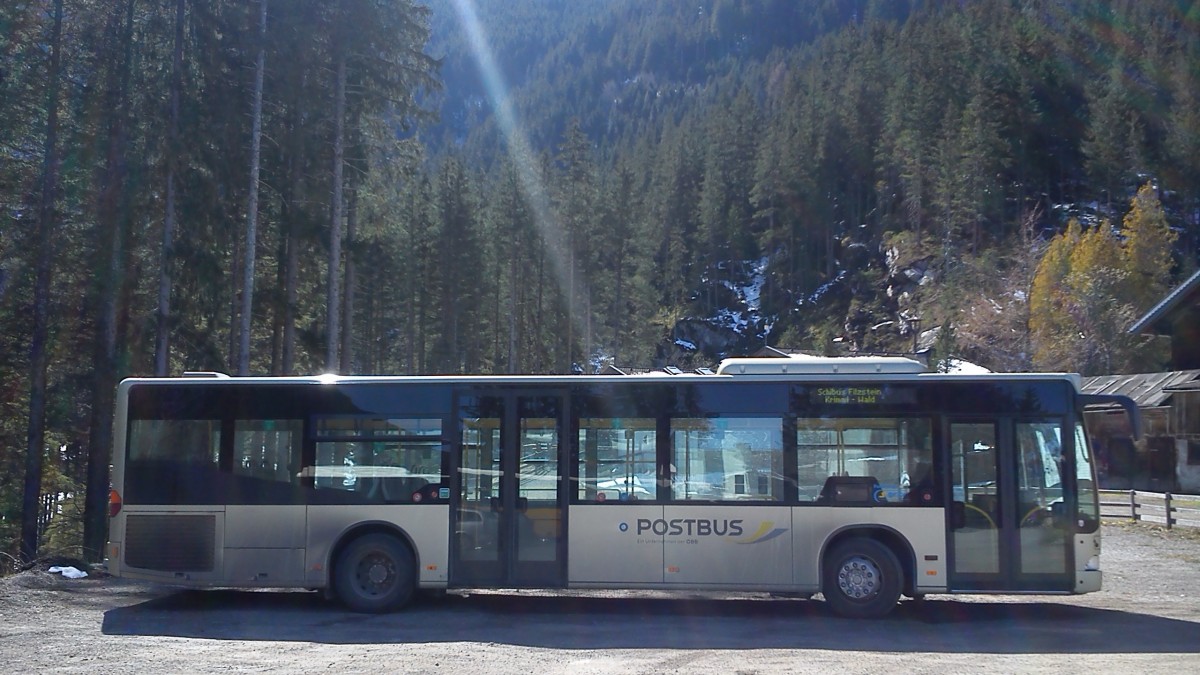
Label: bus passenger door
xmin=947 ymin=420 xmax=1073 ymax=592
xmin=947 ymin=421 xmax=1003 ymax=587
xmin=452 ymin=392 xmax=565 ymax=588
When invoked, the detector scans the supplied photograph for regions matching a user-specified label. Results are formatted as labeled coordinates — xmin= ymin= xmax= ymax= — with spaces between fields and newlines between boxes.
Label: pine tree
xmin=20 ymin=0 xmax=64 ymax=562
xmin=1082 ymin=58 xmax=1146 ymax=211
xmin=430 ymin=157 xmax=484 ymax=373
xmin=156 ymin=0 xmax=186 ymax=377
xmin=554 ymin=118 xmax=597 ymax=369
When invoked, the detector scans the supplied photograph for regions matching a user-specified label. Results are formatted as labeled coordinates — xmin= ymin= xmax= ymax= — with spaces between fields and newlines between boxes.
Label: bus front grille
xmin=125 ymin=514 xmax=216 ymax=572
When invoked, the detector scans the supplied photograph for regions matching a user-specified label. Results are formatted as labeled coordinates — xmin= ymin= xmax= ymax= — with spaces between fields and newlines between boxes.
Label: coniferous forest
xmin=1 ymin=0 xmax=1197 ymax=561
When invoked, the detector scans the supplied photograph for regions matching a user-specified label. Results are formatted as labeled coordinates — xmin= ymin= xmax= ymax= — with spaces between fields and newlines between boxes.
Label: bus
xmin=105 ymin=355 xmax=1140 ymax=619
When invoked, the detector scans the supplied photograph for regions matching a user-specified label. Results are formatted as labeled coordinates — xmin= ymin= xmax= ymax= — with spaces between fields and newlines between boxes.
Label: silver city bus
xmin=105 ymin=356 xmax=1140 ymax=618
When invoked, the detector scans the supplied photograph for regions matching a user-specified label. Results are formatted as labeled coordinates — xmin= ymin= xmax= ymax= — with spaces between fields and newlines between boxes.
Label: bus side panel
xmin=878 ymin=509 xmax=948 ymax=593
xmin=568 ymin=505 xmax=664 ymax=585
xmin=662 ymin=505 xmax=792 ymax=587
xmin=305 ymin=505 xmax=450 ymax=587
xmin=223 ymin=505 xmax=307 ymax=585
xmin=1075 ymin=530 xmax=1101 ymax=593
xmin=794 ymin=507 xmax=948 ymax=594
xmin=108 ymin=511 xmax=125 ymax=578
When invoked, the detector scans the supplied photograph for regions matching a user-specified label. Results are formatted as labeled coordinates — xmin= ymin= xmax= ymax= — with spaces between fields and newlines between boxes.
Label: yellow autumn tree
xmin=1029 ymin=183 xmax=1174 ymax=374
xmin=1122 ymin=182 xmax=1176 ymax=313
xmin=1029 ymin=220 xmax=1083 ymax=369
xmin=1062 ymin=222 xmax=1141 ymax=374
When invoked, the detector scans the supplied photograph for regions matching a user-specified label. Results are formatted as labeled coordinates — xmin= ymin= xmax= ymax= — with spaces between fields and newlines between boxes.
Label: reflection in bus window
xmin=796 ymin=418 xmax=933 ymax=505
xmin=124 ymin=419 xmax=222 ymax=505
xmin=1016 ymin=421 xmax=1068 ymax=574
xmin=671 ymin=417 xmax=783 ymax=501
xmin=519 ymin=417 xmax=559 ymax=502
xmin=233 ymin=419 xmax=302 ymax=484
xmin=577 ymin=418 xmax=655 ymax=502
xmin=310 ymin=417 xmax=444 ymax=503
xmin=951 ymin=423 xmax=1000 ymax=574
xmin=461 ymin=417 xmax=500 ymax=502
xmin=1075 ymin=422 xmax=1099 ymax=527
xmin=129 ymin=419 xmax=221 ymax=465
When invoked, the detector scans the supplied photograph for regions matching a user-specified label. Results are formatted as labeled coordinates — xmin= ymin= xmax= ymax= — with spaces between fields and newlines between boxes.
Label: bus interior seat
xmin=380 ymin=476 xmax=428 ymax=503
xmin=818 ymin=475 xmax=884 ymax=505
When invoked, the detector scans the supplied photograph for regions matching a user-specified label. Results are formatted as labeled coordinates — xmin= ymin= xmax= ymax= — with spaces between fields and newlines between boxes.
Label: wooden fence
xmin=1099 ymin=489 xmax=1200 ymax=529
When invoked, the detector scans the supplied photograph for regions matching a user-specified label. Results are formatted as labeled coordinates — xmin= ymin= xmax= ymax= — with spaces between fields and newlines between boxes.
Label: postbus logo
xmin=732 ymin=520 xmax=788 ymax=545
xmin=626 ymin=519 xmax=787 ymax=544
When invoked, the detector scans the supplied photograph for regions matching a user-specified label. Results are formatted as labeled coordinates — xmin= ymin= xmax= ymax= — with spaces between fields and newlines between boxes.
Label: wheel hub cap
xmin=838 ymin=556 xmax=880 ymax=600
xmin=368 ymin=563 xmax=390 ymax=585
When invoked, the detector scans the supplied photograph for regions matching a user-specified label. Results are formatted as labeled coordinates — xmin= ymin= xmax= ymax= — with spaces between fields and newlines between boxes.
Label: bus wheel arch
xmin=820 ymin=528 xmax=910 ymax=618
xmin=330 ymin=526 xmax=418 ymax=613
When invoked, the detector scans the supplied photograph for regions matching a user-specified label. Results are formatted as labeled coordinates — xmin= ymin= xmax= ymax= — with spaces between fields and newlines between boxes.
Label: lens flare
xmin=451 ymin=0 xmax=590 ymax=371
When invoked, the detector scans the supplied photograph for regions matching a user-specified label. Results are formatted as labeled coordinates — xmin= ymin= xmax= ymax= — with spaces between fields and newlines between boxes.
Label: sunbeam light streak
xmin=451 ymin=0 xmax=590 ymax=372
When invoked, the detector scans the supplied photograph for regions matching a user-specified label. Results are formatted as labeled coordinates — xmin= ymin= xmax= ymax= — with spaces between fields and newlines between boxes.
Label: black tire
xmin=333 ymin=533 xmax=416 ymax=613
xmin=822 ymin=537 xmax=903 ymax=619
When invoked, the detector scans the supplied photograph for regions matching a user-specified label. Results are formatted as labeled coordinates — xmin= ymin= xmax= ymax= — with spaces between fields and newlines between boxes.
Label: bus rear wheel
xmin=334 ymin=533 xmax=416 ymax=613
xmin=822 ymin=537 xmax=902 ymax=619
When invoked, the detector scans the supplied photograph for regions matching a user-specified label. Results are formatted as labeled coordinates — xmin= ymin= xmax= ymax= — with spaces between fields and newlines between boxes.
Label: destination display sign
xmin=800 ymin=385 xmax=919 ymax=407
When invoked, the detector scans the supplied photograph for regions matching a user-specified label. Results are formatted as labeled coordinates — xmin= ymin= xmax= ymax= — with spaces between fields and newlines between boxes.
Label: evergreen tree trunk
xmin=282 ymin=224 xmax=299 ymax=374
xmin=227 ymin=234 xmax=241 ymax=372
xmin=326 ymin=42 xmax=346 ymax=372
xmin=20 ymin=0 xmax=64 ymax=563
xmin=156 ymin=0 xmax=185 ymax=377
xmin=340 ymin=183 xmax=356 ymax=374
xmin=567 ymin=251 xmax=574 ymax=371
xmin=269 ymin=223 xmax=283 ymax=374
xmin=239 ymin=0 xmax=267 ymax=376
xmin=279 ymin=111 xmax=303 ymax=376
xmin=508 ymin=250 xmax=518 ymax=373
xmin=84 ymin=0 xmax=136 ymax=563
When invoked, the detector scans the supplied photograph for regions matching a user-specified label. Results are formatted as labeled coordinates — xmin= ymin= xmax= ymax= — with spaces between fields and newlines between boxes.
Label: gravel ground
xmin=1 ymin=521 xmax=1198 ymax=674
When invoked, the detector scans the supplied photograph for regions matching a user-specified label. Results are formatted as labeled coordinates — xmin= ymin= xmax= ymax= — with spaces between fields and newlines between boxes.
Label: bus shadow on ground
xmin=101 ymin=589 xmax=1200 ymax=653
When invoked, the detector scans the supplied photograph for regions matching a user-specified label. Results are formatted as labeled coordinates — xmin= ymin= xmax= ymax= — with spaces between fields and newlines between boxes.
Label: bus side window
xmin=313 ymin=441 xmax=360 ymax=491
xmin=670 ymin=417 xmax=783 ymax=502
xmin=576 ymin=418 xmax=656 ymax=503
xmin=233 ymin=419 xmax=302 ymax=484
xmin=797 ymin=417 xmax=933 ymax=505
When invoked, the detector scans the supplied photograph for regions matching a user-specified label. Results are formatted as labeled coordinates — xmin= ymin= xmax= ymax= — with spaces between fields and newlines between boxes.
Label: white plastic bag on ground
xmin=48 ymin=566 xmax=88 ymax=579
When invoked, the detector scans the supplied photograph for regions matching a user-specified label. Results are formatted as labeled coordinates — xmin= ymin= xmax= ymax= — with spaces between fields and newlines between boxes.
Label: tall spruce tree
xmin=19 ymin=0 xmax=64 ymax=562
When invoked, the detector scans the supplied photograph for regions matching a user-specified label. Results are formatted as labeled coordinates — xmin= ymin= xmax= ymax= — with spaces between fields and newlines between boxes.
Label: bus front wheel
xmin=822 ymin=537 xmax=902 ymax=619
xmin=334 ymin=533 xmax=416 ymax=613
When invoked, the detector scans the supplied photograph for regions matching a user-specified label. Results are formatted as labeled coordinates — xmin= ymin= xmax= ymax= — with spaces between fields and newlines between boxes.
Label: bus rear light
xmin=108 ymin=489 xmax=122 ymax=518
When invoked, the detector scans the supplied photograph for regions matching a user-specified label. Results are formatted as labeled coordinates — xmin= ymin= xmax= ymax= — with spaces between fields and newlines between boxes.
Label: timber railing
xmin=1099 ymin=489 xmax=1200 ymax=529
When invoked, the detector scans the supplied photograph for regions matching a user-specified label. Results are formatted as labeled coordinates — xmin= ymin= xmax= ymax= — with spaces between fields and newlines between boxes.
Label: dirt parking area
xmin=2 ymin=521 xmax=1198 ymax=674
